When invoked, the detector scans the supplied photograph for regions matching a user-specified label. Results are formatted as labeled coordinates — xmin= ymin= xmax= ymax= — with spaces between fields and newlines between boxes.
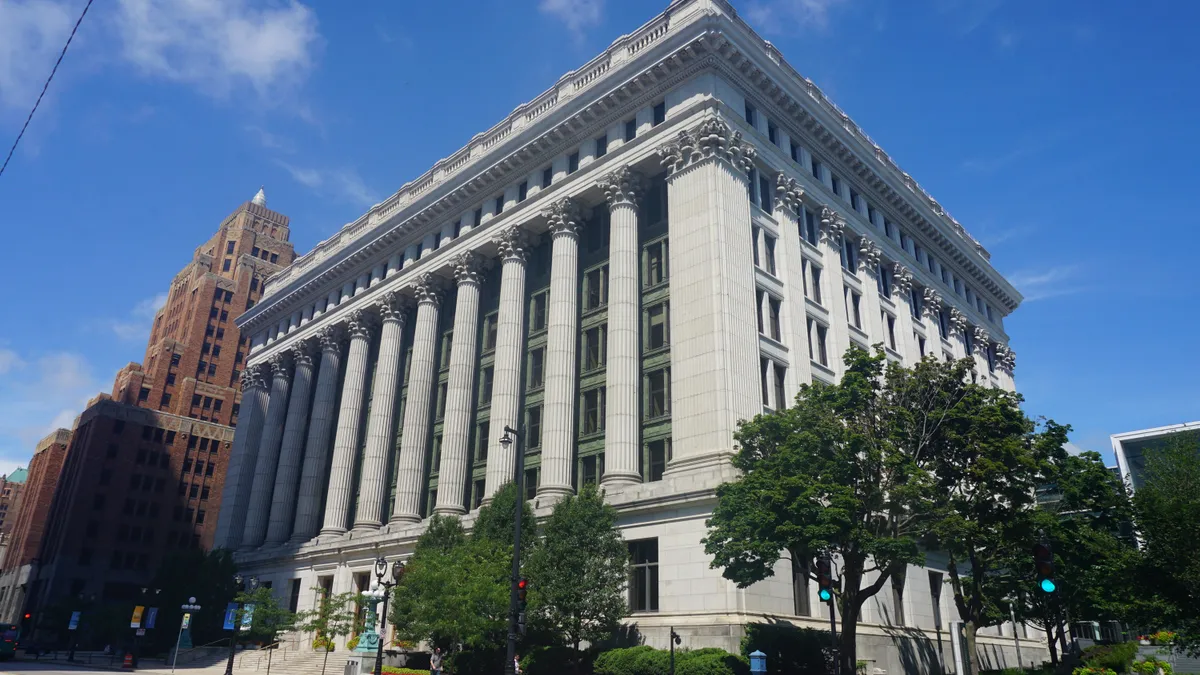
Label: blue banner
xmin=67 ymin=611 xmax=80 ymax=631
xmin=145 ymin=607 xmax=158 ymax=629
xmin=223 ymin=603 xmax=238 ymax=631
xmin=240 ymin=604 xmax=254 ymax=632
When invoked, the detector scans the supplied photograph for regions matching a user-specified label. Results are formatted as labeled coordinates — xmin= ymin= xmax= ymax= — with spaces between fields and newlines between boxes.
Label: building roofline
xmin=1111 ymin=421 xmax=1200 ymax=444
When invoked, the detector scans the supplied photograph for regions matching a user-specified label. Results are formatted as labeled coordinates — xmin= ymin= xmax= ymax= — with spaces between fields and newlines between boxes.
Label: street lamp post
xmin=370 ymin=558 xmax=405 ymax=675
xmin=224 ymin=575 xmax=258 ymax=675
xmin=172 ymin=597 xmax=201 ymax=674
xmin=133 ymin=587 xmax=161 ymax=668
xmin=499 ymin=425 xmax=525 ymax=675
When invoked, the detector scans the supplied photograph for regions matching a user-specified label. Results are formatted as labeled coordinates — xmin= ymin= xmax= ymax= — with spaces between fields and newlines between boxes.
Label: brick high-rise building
xmin=0 ymin=189 xmax=296 ymax=627
xmin=0 ymin=430 xmax=69 ymax=622
xmin=0 ymin=467 xmax=28 ymax=540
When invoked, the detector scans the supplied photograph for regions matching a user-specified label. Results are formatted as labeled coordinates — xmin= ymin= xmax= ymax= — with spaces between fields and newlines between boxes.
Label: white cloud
xmin=539 ymin=0 xmax=602 ymax=38
xmin=0 ymin=0 xmax=74 ymax=110
xmin=1008 ymin=264 xmax=1089 ymax=302
xmin=0 ymin=350 xmax=103 ymax=467
xmin=114 ymin=0 xmax=320 ymax=100
xmin=744 ymin=0 xmax=850 ymax=33
xmin=0 ymin=348 xmax=24 ymax=374
xmin=277 ymin=160 xmax=378 ymax=208
xmin=245 ymin=124 xmax=295 ymax=153
xmin=110 ymin=292 xmax=168 ymax=341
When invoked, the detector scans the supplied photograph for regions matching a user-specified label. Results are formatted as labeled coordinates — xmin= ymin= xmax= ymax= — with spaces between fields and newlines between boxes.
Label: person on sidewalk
xmin=429 ymin=647 xmax=442 ymax=675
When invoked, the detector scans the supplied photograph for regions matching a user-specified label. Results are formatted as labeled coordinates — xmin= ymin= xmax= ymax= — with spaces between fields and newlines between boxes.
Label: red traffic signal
xmin=517 ymin=578 xmax=528 ymax=606
xmin=22 ymin=613 xmax=30 ymax=620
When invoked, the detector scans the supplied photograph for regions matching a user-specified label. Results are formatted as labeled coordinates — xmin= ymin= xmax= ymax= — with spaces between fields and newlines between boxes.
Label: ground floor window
xmin=628 ymin=538 xmax=659 ymax=612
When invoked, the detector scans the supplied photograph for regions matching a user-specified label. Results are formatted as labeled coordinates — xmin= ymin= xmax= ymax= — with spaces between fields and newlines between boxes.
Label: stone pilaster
xmin=391 ymin=274 xmax=443 ymax=524
xmin=538 ymin=199 xmax=584 ymax=499
xmin=264 ymin=341 xmax=317 ymax=544
xmin=996 ymin=344 xmax=1016 ymax=391
xmin=818 ymin=206 xmax=851 ymax=377
xmin=656 ymin=114 xmax=759 ymax=475
xmin=241 ymin=352 xmax=293 ymax=548
xmin=948 ymin=308 xmax=969 ymax=361
xmin=599 ymin=167 xmax=644 ymax=487
xmin=891 ymin=263 xmax=921 ymax=364
xmin=435 ymin=252 xmax=484 ymax=514
xmin=353 ymin=293 xmax=409 ymax=529
xmin=972 ymin=325 xmax=993 ymax=381
xmin=857 ymin=238 xmax=886 ymax=351
xmin=291 ymin=325 xmax=344 ymax=542
xmin=484 ymin=227 xmax=530 ymax=501
xmin=773 ymin=175 xmax=814 ymax=389
xmin=212 ymin=365 xmax=269 ymax=550
xmin=320 ymin=311 xmax=374 ymax=536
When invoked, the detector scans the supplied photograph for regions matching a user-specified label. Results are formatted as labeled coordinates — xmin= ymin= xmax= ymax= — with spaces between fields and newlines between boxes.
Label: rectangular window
xmin=225 ymin=241 xmax=235 ymax=254
xmin=884 ymin=312 xmax=897 ymax=350
xmin=482 ymin=313 xmax=498 ymax=351
xmin=474 ymin=208 xmax=483 ymax=228
xmin=841 ymin=235 xmax=857 ymax=271
xmin=541 ymin=166 xmax=553 ymax=189
xmin=808 ymin=318 xmax=829 ymax=367
xmin=628 ymin=539 xmax=660 ymax=612
xmin=918 ymin=335 xmax=927 ymax=357
xmin=756 ymin=289 xmax=765 ymax=335
xmin=584 ymin=266 xmax=609 ymax=310
xmin=530 ymin=291 xmax=548 ymax=332
xmin=431 ymin=434 xmax=442 ymax=471
xmin=768 ymin=297 xmax=782 ymax=342
xmin=884 ymin=219 xmax=896 ymax=240
xmin=846 ymin=289 xmax=863 ymax=329
xmin=624 ymin=118 xmax=636 ymax=142
xmin=892 ymin=568 xmax=907 ymax=625
xmin=744 ymin=102 xmax=757 ymax=128
xmin=479 ymin=366 xmax=494 ymax=405
xmin=581 ymin=454 xmax=600 ymax=486
xmin=582 ymin=388 xmax=606 ymax=434
xmin=517 ymin=181 xmax=528 ymax=202
xmin=160 ymin=392 xmax=172 ymax=406
xmin=528 ymin=347 xmax=545 ymax=389
xmin=802 ymin=207 xmax=819 ymax=246
xmin=831 ymin=175 xmax=842 ymax=197
xmin=595 ymin=134 xmax=608 ymax=158
xmin=584 ymin=324 xmax=607 ymax=371
xmin=910 ymin=287 xmax=923 ymax=319
xmin=138 ymin=387 xmax=150 ymax=402
xmin=435 ymin=382 xmax=448 ymax=420
xmin=773 ymin=363 xmax=787 ymax=410
xmin=526 ymin=405 xmax=542 ymax=448
xmin=441 ymin=332 xmax=454 ymax=369
xmin=811 ymin=157 xmax=822 ymax=179
xmin=900 ymin=230 xmax=910 ymax=253
xmin=476 ymin=422 xmax=490 ymax=462
xmin=646 ymin=368 xmax=669 ymax=418
xmin=938 ymin=308 xmax=950 ymax=339
xmin=646 ymin=439 xmax=668 ymax=482
xmin=877 ymin=265 xmax=893 ymax=297
xmin=494 ymin=194 xmax=504 ymax=215
xmin=760 ymin=357 xmax=771 ymax=406
xmin=644 ymin=240 xmax=668 ymax=287
xmin=752 ymin=226 xmax=761 ymax=268
xmin=645 ymin=303 xmax=669 ymax=350
xmin=568 ymin=151 xmax=580 ymax=174
xmin=222 ymin=259 xmax=231 ymax=272
xmin=763 ymin=235 xmax=777 ymax=276
xmin=929 ymin=572 xmax=944 ymax=630
xmin=473 ymin=479 xmax=486 ymax=509
xmin=652 ymin=101 xmax=666 ymax=126
xmin=758 ymin=175 xmax=773 ymax=214
xmin=793 ymin=558 xmax=812 ymax=616
xmin=524 ymin=468 xmax=539 ymax=501
xmin=767 ymin=120 xmax=778 ymax=145
xmin=850 ymin=189 xmax=862 ymax=212
xmin=809 ymin=263 xmax=822 ymax=305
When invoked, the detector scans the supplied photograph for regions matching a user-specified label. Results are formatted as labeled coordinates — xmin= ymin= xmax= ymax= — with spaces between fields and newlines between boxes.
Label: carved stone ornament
xmin=347 ymin=309 xmax=375 ymax=340
xmin=922 ymin=288 xmax=944 ymax=320
xmin=774 ymin=173 xmax=803 ymax=212
xmin=598 ymin=166 xmax=645 ymax=208
xmin=997 ymin=344 xmax=1016 ymax=372
xmin=657 ymin=115 xmax=757 ymax=176
xmin=375 ymin=291 xmax=409 ymax=324
xmin=892 ymin=264 xmax=914 ymax=294
xmin=239 ymin=365 xmax=267 ymax=391
xmin=949 ymin=308 xmax=968 ymax=335
xmin=820 ymin=205 xmax=845 ymax=243
xmin=268 ymin=352 xmax=292 ymax=380
xmin=291 ymin=339 xmax=317 ymax=368
xmin=452 ymin=251 xmax=485 ymax=287
xmin=858 ymin=239 xmax=882 ymax=273
xmin=493 ymin=225 xmax=530 ymax=263
xmin=316 ymin=324 xmax=344 ymax=352
xmin=543 ymin=197 xmax=584 ymax=238
xmin=973 ymin=327 xmax=991 ymax=355
xmin=412 ymin=273 xmax=444 ymax=308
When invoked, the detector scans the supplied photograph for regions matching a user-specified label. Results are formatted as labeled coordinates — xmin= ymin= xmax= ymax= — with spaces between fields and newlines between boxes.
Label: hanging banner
xmin=68 ymin=612 xmax=81 ymax=631
xmin=145 ymin=607 xmax=159 ymax=629
xmin=240 ymin=604 xmax=254 ymax=632
xmin=130 ymin=606 xmax=145 ymax=628
xmin=222 ymin=603 xmax=238 ymax=631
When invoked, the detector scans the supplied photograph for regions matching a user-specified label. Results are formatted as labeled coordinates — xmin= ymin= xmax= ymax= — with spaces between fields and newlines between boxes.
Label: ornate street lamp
xmin=172 ymin=597 xmax=202 ymax=673
xmin=498 ymin=425 xmax=525 ymax=675
xmin=224 ymin=575 xmax=257 ymax=675
xmin=367 ymin=557 xmax=405 ymax=675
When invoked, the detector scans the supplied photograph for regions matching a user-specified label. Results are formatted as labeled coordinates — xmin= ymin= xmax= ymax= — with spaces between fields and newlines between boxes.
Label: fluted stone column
xmin=212 ymin=365 xmax=269 ymax=550
xmin=353 ymin=293 xmax=409 ymax=529
xmin=922 ymin=289 xmax=946 ymax=362
xmin=972 ymin=326 xmax=993 ymax=382
xmin=435 ymin=253 xmax=484 ymax=514
xmin=241 ymin=353 xmax=293 ymax=548
xmin=599 ymin=167 xmax=644 ymax=487
xmin=948 ymin=309 xmax=970 ymax=361
xmin=264 ymin=341 xmax=317 ymax=544
xmin=538 ymin=199 xmax=584 ymax=500
xmin=391 ymin=274 xmax=443 ymax=524
xmin=858 ymin=239 xmax=886 ymax=349
xmin=996 ymin=345 xmax=1016 ymax=391
xmin=891 ymin=264 xmax=922 ymax=365
xmin=818 ymin=207 xmax=852 ymax=377
xmin=291 ymin=326 xmax=343 ymax=542
xmin=320 ymin=311 xmax=374 ymax=536
xmin=773 ymin=176 xmax=814 ymax=388
xmin=484 ymin=227 xmax=530 ymax=501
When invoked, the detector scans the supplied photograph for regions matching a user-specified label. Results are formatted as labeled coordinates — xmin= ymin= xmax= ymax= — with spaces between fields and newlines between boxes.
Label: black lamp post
xmin=224 ymin=574 xmax=257 ymax=675
xmin=133 ymin=587 xmax=161 ymax=668
xmin=499 ymin=425 xmax=525 ymax=675
xmin=370 ymin=558 xmax=404 ymax=675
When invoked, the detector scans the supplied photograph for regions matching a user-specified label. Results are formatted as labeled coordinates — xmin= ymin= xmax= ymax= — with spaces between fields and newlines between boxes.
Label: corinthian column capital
xmin=291 ymin=339 xmax=317 ymax=368
xmin=774 ymin=173 xmax=804 ymax=212
xmin=268 ymin=352 xmax=293 ymax=380
xmin=316 ymin=324 xmax=344 ymax=353
xmin=892 ymin=263 xmax=914 ymax=295
xmin=858 ymin=239 xmax=882 ymax=273
xmin=375 ymin=291 xmax=409 ymax=325
xmin=598 ymin=166 xmax=645 ymax=208
xmin=657 ymin=115 xmax=757 ymax=176
xmin=949 ymin=308 xmax=968 ymax=335
xmin=543 ymin=197 xmax=584 ymax=238
xmin=820 ymin=205 xmax=845 ymax=243
xmin=493 ymin=225 xmax=530 ymax=264
xmin=412 ymin=273 xmax=445 ymax=308
xmin=239 ymin=364 xmax=268 ymax=391
xmin=346 ymin=309 xmax=375 ymax=340
xmin=922 ymin=288 xmax=944 ymax=321
xmin=453 ymin=251 xmax=485 ymax=287
xmin=973 ymin=327 xmax=992 ymax=355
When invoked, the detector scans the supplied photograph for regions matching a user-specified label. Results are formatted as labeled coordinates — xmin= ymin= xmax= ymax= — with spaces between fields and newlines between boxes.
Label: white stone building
xmin=219 ymin=1 xmax=1040 ymax=671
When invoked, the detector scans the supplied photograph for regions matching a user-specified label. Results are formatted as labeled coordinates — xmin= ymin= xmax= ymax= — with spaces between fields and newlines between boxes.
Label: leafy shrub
xmin=739 ymin=622 xmax=830 ymax=675
xmin=520 ymin=644 xmax=591 ymax=675
xmin=1082 ymin=643 xmax=1139 ymax=673
xmin=1074 ymin=668 xmax=1117 ymax=675
xmin=379 ymin=668 xmax=430 ymax=675
xmin=347 ymin=636 xmax=360 ymax=651
xmin=1131 ymin=657 xmax=1173 ymax=675
xmin=312 ymin=636 xmax=334 ymax=651
xmin=677 ymin=648 xmax=749 ymax=675
xmin=594 ymin=645 xmax=668 ymax=675
xmin=1149 ymin=632 xmax=1177 ymax=646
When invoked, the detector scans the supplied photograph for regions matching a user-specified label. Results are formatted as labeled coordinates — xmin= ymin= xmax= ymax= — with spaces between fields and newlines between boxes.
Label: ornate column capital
xmin=346 ymin=308 xmax=376 ymax=341
xmin=268 ymin=352 xmax=293 ymax=380
xmin=922 ymin=288 xmax=944 ymax=321
xmin=316 ymin=324 xmax=344 ymax=353
xmin=291 ymin=339 xmax=317 ymax=368
xmin=892 ymin=263 xmax=914 ymax=295
xmin=774 ymin=173 xmax=803 ymax=212
xmin=453 ymin=251 xmax=485 ymax=287
xmin=973 ymin=327 xmax=991 ymax=355
xmin=819 ymin=206 xmax=846 ymax=244
xmin=949 ymin=308 xmax=968 ymax=336
xmin=412 ymin=272 xmax=444 ymax=308
xmin=239 ymin=364 xmax=267 ymax=391
xmin=375 ymin=291 xmax=410 ymax=324
xmin=657 ymin=115 xmax=757 ymax=176
xmin=493 ymin=225 xmax=530 ymax=263
xmin=598 ymin=166 xmax=645 ymax=208
xmin=543 ymin=197 xmax=584 ymax=239
xmin=996 ymin=344 xmax=1016 ymax=372
xmin=858 ymin=239 xmax=882 ymax=274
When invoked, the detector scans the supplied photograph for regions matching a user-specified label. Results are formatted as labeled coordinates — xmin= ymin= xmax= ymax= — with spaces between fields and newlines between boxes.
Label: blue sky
xmin=1 ymin=0 xmax=1196 ymax=475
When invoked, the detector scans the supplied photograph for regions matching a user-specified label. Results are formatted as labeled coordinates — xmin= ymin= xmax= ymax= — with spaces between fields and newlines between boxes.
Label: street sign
xmin=240 ymin=604 xmax=254 ymax=632
xmin=181 ymin=613 xmax=191 ymax=630
xmin=136 ymin=628 xmax=146 ymax=637
xmin=68 ymin=611 xmax=80 ymax=631
xmin=145 ymin=607 xmax=159 ymax=629
xmin=130 ymin=605 xmax=145 ymax=628
xmin=222 ymin=603 xmax=237 ymax=631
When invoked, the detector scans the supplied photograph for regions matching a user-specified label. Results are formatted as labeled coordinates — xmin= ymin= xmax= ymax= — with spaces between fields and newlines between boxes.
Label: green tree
xmin=234 ymin=586 xmax=295 ymax=645
xmin=527 ymin=483 xmax=628 ymax=664
xmin=295 ymin=590 xmax=359 ymax=675
xmin=148 ymin=549 xmax=238 ymax=652
xmin=924 ymin=381 xmax=1068 ymax=675
xmin=703 ymin=348 xmax=962 ymax=675
xmin=1133 ymin=435 xmax=1200 ymax=655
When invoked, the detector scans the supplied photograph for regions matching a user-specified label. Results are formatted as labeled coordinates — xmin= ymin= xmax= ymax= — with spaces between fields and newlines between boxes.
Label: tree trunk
xmin=963 ymin=621 xmax=981 ymax=675
xmin=1045 ymin=623 xmax=1059 ymax=666
xmin=839 ymin=602 xmax=859 ymax=675
xmin=321 ymin=648 xmax=330 ymax=675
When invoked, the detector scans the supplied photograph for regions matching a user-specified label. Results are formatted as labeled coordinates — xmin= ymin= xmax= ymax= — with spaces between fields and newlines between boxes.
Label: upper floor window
xmin=831 ymin=174 xmax=842 ymax=197
xmin=595 ymin=134 xmax=608 ymax=158
xmin=494 ymin=195 xmax=504 ymax=215
xmin=877 ymin=264 xmax=893 ymax=297
xmin=644 ymin=240 xmax=668 ymax=287
xmin=568 ymin=152 xmax=580 ymax=174
xmin=652 ymin=101 xmax=666 ymax=126
xmin=517 ymin=181 xmax=528 ymax=203
xmin=583 ymin=265 xmax=609 ymax=311
xmin=811 ymin=157 xmax=822 ymax=180
xmin=530 ymin=291 xmax=549 ymax=332
xmin=645 ymin=302 xmax=669 ymax=350
xmin=624 ymin=118 xmax=636 ymax=142
xmin=744 ymin=102 xmax=757 ymax=128
xmin=528 ymin=347 xmax=545 ymax=390
xmin=802 ymin=207 xmax=819 ymax=246
xmin=767 ymin=120 xmax=778 ymax=145
xmin=850 ymin=189 xmax=862 ymax=212
xmin=541 ymin=166 xmax=553 ymax=189
xmin=790 ymin=141 xmax=802 ymax=163
xmin=840 ymin=235 xmax=858 ymax=272
xmin=763 ymin=234 xmax=777 ymax=276
xmin=482 ymin=313 xmax=498 ymax=351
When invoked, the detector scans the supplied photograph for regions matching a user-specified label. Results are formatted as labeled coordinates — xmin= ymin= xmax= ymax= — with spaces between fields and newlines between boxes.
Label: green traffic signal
xmin=1039 ymin=578 xmax=1057 ymax=593
xmin=818 ymin=589 xmax=832 ymax=601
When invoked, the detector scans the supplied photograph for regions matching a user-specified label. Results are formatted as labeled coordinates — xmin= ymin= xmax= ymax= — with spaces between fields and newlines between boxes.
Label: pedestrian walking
xmin=429 ymin=647 xmax=442 ymax=675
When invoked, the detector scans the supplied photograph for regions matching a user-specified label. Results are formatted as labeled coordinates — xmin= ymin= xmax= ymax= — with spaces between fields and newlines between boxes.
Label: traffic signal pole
xmin=503 ymin=426 xmax=525 ymax=675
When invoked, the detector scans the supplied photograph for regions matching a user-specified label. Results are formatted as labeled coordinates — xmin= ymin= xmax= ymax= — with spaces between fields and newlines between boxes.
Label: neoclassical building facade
xmin=218 ymin=1 xmax=1036 ymax=671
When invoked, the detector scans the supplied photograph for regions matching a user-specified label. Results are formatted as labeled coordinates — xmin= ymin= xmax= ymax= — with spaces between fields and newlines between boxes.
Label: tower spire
xmin=252 ymin=186 xmax=267 ymax=207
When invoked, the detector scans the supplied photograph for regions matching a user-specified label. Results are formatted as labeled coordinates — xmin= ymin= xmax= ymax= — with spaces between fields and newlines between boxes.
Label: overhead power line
xmin=0 ymin=0 xmax=96 ymax=180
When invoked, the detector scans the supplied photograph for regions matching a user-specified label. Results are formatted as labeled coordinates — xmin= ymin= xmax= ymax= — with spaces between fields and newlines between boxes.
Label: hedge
xmin=594 ymin=645 xmax=747 ymax=675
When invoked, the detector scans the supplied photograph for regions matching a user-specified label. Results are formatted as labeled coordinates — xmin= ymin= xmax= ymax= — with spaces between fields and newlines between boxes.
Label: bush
xmin=740 ymin=622 xmax=830 ymax=675
xmin=1131 ymin=657 xmax=1173 ymax=675
xmin=1074 ymin=668 xmax=1117 ymax=675
xmin=594 ymin=646 xmax=746 ymax=675
xmin=312 ymin=636 xmax=334 ymax=651
xmin=379 ymin=668 xmax=430 ymax=675
xmin=520 ymin=645 xmax=591 ymax=675
xmin=347 ymin=636 xmax=360 ymax=651
xmin=1082 ymin=643 xmax=1139 ymax=673
xmin=677 ymin=648 xmax=749 ymax=675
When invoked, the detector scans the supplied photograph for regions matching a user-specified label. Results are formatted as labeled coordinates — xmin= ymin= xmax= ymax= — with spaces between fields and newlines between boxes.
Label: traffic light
xmin=517 ymin=578 xmax=528 ymax=609
xmin=816 ymin=556 xmax=834 ymax=602
xmin=1033 ymin=542 xmax=1056 ymax=593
